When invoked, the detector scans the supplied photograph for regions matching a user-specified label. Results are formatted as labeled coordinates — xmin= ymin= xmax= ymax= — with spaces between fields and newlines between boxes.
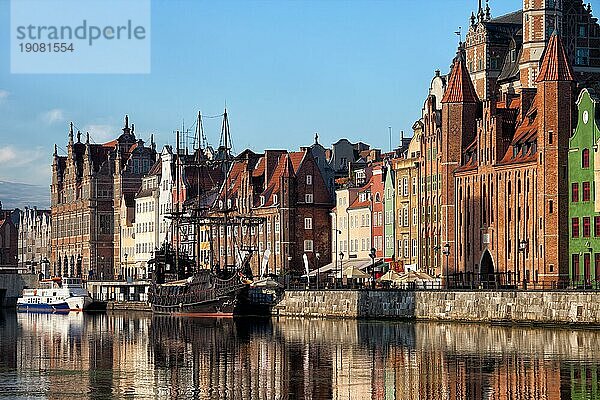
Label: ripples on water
xmin=0 ymin=311 xmax=598 ymax=399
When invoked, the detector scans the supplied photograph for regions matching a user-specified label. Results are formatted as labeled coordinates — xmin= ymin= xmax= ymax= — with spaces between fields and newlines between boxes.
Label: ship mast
xmin=175 ymin=129 xmax=180 ymax=279
xmin=220 ymin=108 xmax=231 ymax=272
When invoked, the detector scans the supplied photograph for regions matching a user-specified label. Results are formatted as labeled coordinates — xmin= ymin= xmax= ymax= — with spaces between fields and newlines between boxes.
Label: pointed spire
xmin=86 ymin=132 xmax=90 ymax=144
xmin=477 ymin=0 xmax=484 ymax=22
xmin=536 ymin=31 xmax=574 ymax=82
xmin=471 ymin=11 xmax=476 ymax=26
xmin=53 ymin=144 xmax=58 ymax=157
xmin=314 ymin=132 xmax=319 ymax=144
xmin=442 ymin=45 xmax=479 ymax=103
xmin=68 ymin=122 xmax=74 ymax=144
xmin=77 ymin=130 xmax=81 ymax=143
xmin=151 ymin=133 xmax=156 ymax=151
xmin=131 ymin=123 xmax=135 ymax=135
xmin=485 ymin=0 xmax=490 ymax=20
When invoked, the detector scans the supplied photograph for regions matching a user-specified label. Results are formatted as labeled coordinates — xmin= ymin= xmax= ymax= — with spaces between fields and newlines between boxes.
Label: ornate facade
xmin=51 ymin=116 xmax=156 ymax=279
xmin=17 ymin=206 xmax=51 ymax=274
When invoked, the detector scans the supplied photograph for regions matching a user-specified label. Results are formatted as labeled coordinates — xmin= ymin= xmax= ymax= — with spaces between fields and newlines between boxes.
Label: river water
xmin=0 ymin=311 xmax=598 ymax=399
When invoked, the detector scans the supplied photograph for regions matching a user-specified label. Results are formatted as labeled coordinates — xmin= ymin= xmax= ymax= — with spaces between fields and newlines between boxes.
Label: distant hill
xmin=0 ymin=180 xmax=50 ymax=210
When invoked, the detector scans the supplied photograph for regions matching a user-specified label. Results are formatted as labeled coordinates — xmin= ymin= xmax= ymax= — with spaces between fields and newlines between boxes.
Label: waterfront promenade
xmin=274 ymin=289 xmax=600 ymax=326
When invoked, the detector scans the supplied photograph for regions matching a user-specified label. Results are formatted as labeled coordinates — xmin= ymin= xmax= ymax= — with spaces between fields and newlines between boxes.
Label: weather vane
xmin=454 ymin=26 xmax=462 ymax=43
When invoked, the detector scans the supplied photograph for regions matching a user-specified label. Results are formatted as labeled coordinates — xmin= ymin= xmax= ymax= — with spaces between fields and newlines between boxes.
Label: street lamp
xmin=518 ymin=239 xmax=528 ymax=289
xmin=369 ymin=247 xmax=376 ymax=289
xmin=334 ymin=228 xmax=342 ymax=289
xmin=339 ymin=251 xmax=344 ymax=289
xmin=442 ymin=243 xmax=450 ymax=289
xmin=315 ymin=252 xmax=321 ymax=289
xmin=124 ymin=253 xmax=128 ymax=281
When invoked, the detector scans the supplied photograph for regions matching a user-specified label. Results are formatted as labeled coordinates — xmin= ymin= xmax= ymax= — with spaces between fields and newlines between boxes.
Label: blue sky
xmin=0 ymin=0 xmax=597 ymax=186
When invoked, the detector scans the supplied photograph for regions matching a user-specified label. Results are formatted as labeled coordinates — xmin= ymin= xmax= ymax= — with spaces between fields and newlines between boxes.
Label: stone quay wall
xmin=0 ymin=273 xmax=39 ymax=307
xmin=274 ymin=290 xmax=600 ymax=325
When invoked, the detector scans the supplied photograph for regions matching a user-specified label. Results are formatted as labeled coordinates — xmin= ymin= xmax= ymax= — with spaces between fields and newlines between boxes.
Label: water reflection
xmin=0 ymin=311 xmax=599 ymax=399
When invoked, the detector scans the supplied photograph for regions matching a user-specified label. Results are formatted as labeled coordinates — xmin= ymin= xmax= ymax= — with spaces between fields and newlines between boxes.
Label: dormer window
xmin=260 ymin=195 xmax=265 ymax=206
xmin=218 ymin=200 xmax=223 ymax=209
xmin=306 ymin=175 xmax=312 ymax=185
xmin=273 ymin=194 xmax=278 ymax=204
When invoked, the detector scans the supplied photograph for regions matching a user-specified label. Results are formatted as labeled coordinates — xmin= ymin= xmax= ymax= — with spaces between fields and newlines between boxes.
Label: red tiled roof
xmin=442 ymin=50 xmax=479 ymax=103
xmin=536 ymin=32 xmax=574 ymax=82
xmin=252 ymin=157 xmax=265 ymax=177
xmin=289 ymin=152 xmax=305 ymax=172
xmin=347 ymin=199 xmax=370 ymax=210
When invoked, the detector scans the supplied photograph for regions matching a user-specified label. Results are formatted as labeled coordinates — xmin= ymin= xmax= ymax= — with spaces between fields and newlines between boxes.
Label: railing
xmin=283 ymin=273 xmax=600 ymax=292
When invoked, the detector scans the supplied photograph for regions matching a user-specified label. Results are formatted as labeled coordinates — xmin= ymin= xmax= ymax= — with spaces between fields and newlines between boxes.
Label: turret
xmin=122 ymin=114 xmax=131 ymax=135
xmin=534 ymin=31 xmax=575 ymax=285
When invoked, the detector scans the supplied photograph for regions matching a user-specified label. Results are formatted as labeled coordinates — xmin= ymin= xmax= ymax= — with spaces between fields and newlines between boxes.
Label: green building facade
xmin=568 ymin=88 xmax=600 ymax=287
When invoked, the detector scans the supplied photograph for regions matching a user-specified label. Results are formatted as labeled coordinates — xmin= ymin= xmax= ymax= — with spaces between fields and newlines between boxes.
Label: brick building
xmin=51 ymin=117 xmax=156 ymax=279
xmin=465 ymin=0 xmax=600 ymax=100
xmin=0 ymin=208 xmax=18 ymax=267
xmin=454 ymin=32 xmax=574 ymax=287
xmin=213 ymin=148 xmax=333 ymax=276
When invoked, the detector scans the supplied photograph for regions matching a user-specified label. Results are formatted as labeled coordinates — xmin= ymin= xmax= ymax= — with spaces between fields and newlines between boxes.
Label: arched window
xmin=582 ymin=148 xmax=590 ymax=168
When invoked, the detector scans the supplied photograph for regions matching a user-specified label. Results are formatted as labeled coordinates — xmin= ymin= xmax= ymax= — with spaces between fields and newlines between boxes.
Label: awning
xmin=306 ymin=258 xmax=383 ymax=277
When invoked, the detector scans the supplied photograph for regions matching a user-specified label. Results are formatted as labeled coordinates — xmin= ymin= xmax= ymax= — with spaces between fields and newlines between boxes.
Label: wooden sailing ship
xmin=148 ymin=110 xmax=266 ymax=316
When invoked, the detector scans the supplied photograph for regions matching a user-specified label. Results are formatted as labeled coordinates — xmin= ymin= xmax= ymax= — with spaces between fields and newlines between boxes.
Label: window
xmin=403 ymin=178 xmax=408 ymax=196
xmin=306 ymin=175 xmax=313 ymax=185
xmin=576 ymin=48 xmax=590 ymax=66
xmin=549 ymin=200 xmax=553 ymax=213
xmin=304 ymin=217 xmax=312 ymax=230
xmin=572 ymin=217 xmax=580 ymax=238
xmin=595 ymin=217 xmax=600 ymax=237
xmin=584 ymin=217 xmax=591 ymax=237
xmin=579 ymin=24 xmax=588 ymax=38
xmin=583 ymin=182 xmax=591 ymax=202
xmin=275 ymin=241 xmax=280 ymax=254
xmin=274 ymin=218 xmax=280 ymax=233
xmin=404 ymin=239 xmax=409 ymax=258
xmin=583 ymin=149 xmax=590 ymax=168
xmin=304 ymin=240 xmax=313 ymax=252
xmin=273 ymin=194 xmax=278 ymax=204
xmin=305 ymin=193 xmax=313 ymax=203
xmin=572 ymin=183 xmax=579 ymax=202
xmin=548 ymin=131 xmax=553 ymax=144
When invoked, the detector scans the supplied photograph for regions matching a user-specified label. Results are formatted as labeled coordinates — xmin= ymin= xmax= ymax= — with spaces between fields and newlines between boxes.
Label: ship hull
xmin=17 ymin=296 xmax=91 ymax=313
xmin=151 ymin=294 xmax=238 ymax=317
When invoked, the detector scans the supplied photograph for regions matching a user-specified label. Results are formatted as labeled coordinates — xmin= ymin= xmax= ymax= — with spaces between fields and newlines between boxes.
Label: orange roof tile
xmin=252 ymin=157 xmax=265 ymax=177
xmin=442 ymin=49 xmax=479 ymax=104
xmin=536 ymin=32 xmax=574 ymax=82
